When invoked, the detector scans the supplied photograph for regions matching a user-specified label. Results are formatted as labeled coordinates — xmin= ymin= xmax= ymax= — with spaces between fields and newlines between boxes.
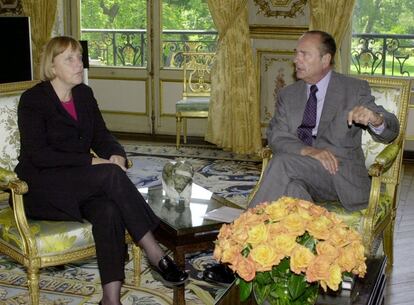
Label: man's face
xmin=294 ymin=34 xmax=331 ymax=84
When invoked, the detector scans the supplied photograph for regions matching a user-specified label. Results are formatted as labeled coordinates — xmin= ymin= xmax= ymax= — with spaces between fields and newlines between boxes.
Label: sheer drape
xmin=22 ymin=0 xmax=57 ymax=80
xmin=309 ymin=0 xmax=356 ymax=72
xmin=206 ymin=0 xmax=262 ymax=155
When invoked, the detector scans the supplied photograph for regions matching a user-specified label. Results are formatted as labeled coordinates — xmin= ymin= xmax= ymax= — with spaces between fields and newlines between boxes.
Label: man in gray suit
xmin=249 ymin=30 xmax=399 ymax=211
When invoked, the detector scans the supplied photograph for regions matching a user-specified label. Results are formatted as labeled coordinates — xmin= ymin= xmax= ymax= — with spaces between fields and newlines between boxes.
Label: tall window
xmin=161 ymin=0 xmax=217 ymax=68
xmin=80 ymin=0 xmax=148 ymax=67
xmin=79 ymin=0 xmax=217 ymax=69
xmin=350 ymin=0 xmax=414 ymax=76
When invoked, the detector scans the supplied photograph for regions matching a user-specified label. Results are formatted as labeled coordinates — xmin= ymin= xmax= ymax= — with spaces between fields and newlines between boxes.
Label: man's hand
xmin=109 ymin=155 xmax=127 ymax=171
xmin=348 ymin=106 xmax=384 ymax=127
xmin=301 ymin=147 xmax=338 ymax=175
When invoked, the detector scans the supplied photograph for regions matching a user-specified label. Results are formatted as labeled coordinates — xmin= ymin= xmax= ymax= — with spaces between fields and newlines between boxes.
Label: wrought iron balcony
xmin=351 ymin=33 xmax=414 ymax=77
xmin=81 ymin=29 xmax=217 ymax=68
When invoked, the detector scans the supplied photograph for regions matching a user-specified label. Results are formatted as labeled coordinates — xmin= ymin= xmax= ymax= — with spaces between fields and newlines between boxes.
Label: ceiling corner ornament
xmin=0 ymin=0 xmax=22 ymax=15
xmin=254 ymin=0 xmax=307 ymax=19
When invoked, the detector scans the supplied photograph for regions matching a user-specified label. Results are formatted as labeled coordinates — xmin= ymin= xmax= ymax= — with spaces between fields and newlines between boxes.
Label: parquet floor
xmin=384 ymin=163 xmax=414 ymax=305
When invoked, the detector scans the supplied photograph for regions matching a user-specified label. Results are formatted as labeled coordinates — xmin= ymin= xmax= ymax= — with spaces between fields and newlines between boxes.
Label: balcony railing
xmin=81 ymin=29 xmax=217 ymax=68
xmin=351 ymin=33 xmax=414 ymax=77
xmin=82 ymin=30 xmax=412 ymax=76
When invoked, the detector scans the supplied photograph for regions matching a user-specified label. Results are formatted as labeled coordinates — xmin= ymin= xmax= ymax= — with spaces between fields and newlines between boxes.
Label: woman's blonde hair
xmin=40 ymin=36 xmax=83 ymax=81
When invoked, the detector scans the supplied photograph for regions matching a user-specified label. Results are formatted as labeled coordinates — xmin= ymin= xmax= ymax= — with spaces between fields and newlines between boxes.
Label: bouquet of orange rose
xmin=214 ymin=197 xmax=367 ymax=305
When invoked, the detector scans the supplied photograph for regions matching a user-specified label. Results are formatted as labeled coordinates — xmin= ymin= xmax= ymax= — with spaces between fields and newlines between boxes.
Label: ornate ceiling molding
xmin=253 ymin=0 xmax=307 ymax=19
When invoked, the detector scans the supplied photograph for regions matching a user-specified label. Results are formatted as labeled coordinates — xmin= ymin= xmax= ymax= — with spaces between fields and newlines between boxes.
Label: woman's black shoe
xmin=152 ymin=255 xmax=189 ymax=286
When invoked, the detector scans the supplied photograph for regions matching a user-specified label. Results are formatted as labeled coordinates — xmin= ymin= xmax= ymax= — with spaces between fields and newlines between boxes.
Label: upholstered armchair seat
xmin=0 ymin=206 xmax=94 ymax=257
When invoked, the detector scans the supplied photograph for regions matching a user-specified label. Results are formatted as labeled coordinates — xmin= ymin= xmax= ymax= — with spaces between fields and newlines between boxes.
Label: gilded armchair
xmin=0 ymin=81 xmax=142 ymax=305
xmin=176 ymin=52 xmax=215 ymax=148
xmin=250 ymin=76 xmax=411 ymax=272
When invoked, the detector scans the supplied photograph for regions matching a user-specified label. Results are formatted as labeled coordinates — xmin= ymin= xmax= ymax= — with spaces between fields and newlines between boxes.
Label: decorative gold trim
xmin=0 ymin=80 xmax=40 ymax=95
xmin=250 ymin=25 xmax=307 ymax=39
xmin=253 ymin=0 xmax=307 ymax=18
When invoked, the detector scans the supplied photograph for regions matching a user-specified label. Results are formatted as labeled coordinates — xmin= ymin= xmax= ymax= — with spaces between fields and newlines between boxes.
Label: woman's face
xmin=52 ymin=46 xmax=84 ymax=88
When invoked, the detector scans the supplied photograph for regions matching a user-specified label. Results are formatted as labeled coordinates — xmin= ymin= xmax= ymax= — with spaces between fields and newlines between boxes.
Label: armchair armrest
xmin=368 ymin=142 xmax=400 ymax=177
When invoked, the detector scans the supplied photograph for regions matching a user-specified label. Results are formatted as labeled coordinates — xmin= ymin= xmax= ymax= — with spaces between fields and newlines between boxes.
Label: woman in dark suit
xmin=15 ymin=36 xmax=188 ymax=305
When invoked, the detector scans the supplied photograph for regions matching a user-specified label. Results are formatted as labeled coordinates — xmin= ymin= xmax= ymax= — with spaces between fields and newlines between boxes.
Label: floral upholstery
xmin=317 ymin=193 xmax=391 ymax=234
xmin=319 ymin=84 xmax=401 ymax=231
xmin=0 ymin=94 xmax=20 ymax=171
xmin=362 ymin=86 xmax=400 ymax=170
xmin=0 ymin=206 xmax=94 ymax=256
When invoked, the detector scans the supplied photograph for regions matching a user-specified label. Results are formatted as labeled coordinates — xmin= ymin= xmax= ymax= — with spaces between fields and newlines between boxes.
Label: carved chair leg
xmin=132 ymin=244 xmax=141 ymax=287
xmin=27 ymin=266 xmax=40 ymax=305
xmin=383 ymin=220 xmax=395 ymax=273
xmin=183 ymin=118 xmax=188 ymax=144
xmin=176 ymin=116 xmax=182 ymax=149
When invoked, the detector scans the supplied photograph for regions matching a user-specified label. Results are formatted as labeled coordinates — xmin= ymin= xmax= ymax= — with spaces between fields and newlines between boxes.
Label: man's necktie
xmin=297 ymin=85 xmax=318 ymax=145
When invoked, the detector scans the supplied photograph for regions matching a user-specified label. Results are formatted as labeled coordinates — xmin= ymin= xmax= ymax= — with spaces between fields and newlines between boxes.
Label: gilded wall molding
xmin=0 ymin=0 xmax=22 ymax=15
xmin=250 ymin=25 xmax=307 ymax=39
xmin=253 ymin=0 xmax=307 ymax=19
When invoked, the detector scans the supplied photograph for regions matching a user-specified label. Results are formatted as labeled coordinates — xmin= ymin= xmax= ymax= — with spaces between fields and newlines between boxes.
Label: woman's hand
xmin=92 ymin=155 xmax=127 ymax=172
xmin=109 ymin=155 xmax=127 ymax=171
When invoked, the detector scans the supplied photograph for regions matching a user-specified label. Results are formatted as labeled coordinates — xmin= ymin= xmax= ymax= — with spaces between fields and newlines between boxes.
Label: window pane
xmin=162 ymin=0 xmax=217 ymax=68
xmin=80 ymin=0 xmax=147 ymax=68
xmin=350 ymin=0 xmax=414 ymax=77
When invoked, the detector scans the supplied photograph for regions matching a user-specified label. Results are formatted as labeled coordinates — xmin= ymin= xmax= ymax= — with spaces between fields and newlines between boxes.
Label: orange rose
xmin=221 ymin=243 xmax=241 ymax=264
xmin=234 ymin=210 xmax=267 ymax=228
xmin=307 ymin=203 xmax=326 ymax=217
xmin=290 ymin=245 xmax=315 ymax=274
xmin=338 ymin=242 xmax=366 ymax=273
xmin=316 ymin=241 xmax=339 ymax=262
xmin=232 ymin=225 xmax=249 ymax=245
xmin=306 ymin=215 xmax=332 ymax=240
xmin=250 ymin=244 xmax=282 ymax=271
xmin=213 ymin=244 xmax=223 ymax=261
xmin=306 ymin=256 xmax=331 ymax=283
xmin=328 ymin=226 xmax=350 ymax=247
xmin=217 ymin=223 xmax=232 ymax=240
xmin=268 ymin=222 xmax=287 ymax=235
xmin=232 ymin=255 xmax=256 ymax=282
xmin=247 ymin=223 xmax=269 ymax=245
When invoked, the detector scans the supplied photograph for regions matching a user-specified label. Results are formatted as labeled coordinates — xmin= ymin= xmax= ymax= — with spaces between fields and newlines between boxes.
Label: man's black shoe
xmin=203 ymin=263 xmax=235 ymax=285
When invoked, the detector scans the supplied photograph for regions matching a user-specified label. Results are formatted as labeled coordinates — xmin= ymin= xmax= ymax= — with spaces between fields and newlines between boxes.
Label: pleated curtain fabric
xmin=309 ymin=0 xmax=356 ymax=73
xmin=297 ymin=85 xmax=318 ymax=145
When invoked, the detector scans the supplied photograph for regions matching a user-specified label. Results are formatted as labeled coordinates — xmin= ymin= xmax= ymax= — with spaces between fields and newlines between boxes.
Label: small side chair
xmin=176 ymin=52 xmax=215 ymax=148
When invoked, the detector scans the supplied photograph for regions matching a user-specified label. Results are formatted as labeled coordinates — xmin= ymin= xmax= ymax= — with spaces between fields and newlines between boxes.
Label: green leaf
xmin=297 ymin=232 xmax=317 ymax=251
xmin=255 ymin=271 xmax=273 ymax=285
xmin=238 ymin=278 xmax=253 ymax=302
xmin=288 ymin=273 xmax=307 ymax=300
xmin=272 ymin=257 xmax=290 ymax=277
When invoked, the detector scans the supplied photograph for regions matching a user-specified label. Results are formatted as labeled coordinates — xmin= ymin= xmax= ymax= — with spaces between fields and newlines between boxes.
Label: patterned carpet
xmin=0 ymin=144 xmax=261 ymax=305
